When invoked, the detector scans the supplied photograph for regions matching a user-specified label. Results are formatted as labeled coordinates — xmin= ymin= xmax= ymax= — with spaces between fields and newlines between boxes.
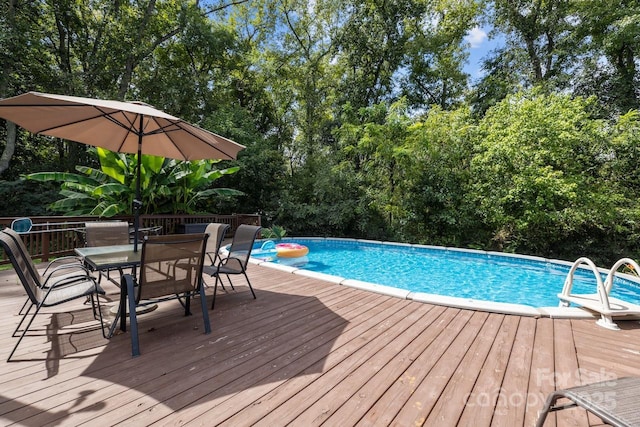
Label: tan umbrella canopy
xmin=0 ymin=91 xmax=245 ymax=251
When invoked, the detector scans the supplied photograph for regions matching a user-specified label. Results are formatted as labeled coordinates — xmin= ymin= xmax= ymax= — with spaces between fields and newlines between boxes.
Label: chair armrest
xmin=44 ymin=268 xmax=102 ymax=293
xmin=219 ymin=256 xmax=244 ymax=271
xmin=42 ymin=262 xmax=95 ymax=286
xmin=42 ymin=256 xmax=83 ymax=275
xmin=121 ymin=273 xmax=136 ymax=288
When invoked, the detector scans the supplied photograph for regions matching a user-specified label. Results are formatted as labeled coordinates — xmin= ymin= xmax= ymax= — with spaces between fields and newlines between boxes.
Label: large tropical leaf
xmin=93 ymin=183 xmax=130 ymax=196
xmin=26 ymin=171 xmax=97 ymax=185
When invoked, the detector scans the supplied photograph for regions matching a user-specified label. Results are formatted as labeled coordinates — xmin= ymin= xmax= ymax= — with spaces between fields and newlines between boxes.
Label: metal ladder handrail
xmin=560 ymin=256 xmax=640 ymax=330
xmin=560 ymin=257 xmax=606 ymax=308
xmin=604 ymin=257 xmax=640 ymax=296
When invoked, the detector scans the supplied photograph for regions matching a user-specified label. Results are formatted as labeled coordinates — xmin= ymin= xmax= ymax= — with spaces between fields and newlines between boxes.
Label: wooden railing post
xmin=42 ymin=231 xmax=50 ymax=262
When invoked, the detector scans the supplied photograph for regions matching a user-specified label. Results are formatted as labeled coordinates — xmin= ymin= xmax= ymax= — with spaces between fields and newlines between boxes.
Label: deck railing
xmin=0 ymin=213 xmax=261 ymax=264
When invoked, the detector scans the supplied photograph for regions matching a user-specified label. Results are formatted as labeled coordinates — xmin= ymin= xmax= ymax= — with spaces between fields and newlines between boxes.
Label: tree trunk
xmin=0 ymin=121 xmax=17 ymax=176
xmin=0 ymin=0 xmax=18 ymax=176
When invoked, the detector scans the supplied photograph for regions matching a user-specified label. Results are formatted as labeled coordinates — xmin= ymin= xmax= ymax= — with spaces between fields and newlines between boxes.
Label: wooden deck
xmin=1 ymin=263 xmax=640 ymax=426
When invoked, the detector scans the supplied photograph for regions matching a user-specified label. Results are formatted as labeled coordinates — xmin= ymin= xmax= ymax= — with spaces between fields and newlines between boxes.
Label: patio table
xmin=75 ymin=244 xmax=142 ymax=337
xmin=75 ymin=244 xmax=140 ymax=270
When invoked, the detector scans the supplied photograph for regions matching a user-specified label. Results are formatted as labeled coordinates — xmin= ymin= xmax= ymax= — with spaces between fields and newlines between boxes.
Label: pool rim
xmin=238 ymin=236 xmax=640 ymax=320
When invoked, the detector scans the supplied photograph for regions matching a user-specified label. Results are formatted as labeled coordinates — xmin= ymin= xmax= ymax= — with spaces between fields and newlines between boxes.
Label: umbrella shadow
xmin=0 ymin=391 xmax=106 ymax=427
xmin=79 ymin=287 xmax=349 ymax=412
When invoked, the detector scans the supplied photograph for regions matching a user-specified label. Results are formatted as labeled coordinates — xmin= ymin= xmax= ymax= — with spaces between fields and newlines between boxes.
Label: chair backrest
xmin=11 ymin=217 xmax=32 ymax=233
xmin=85 ymin=221 xmax=130 ymax=247
xmin=227 ymin=225 xmax=262 ymax=267
xmin=0 ymin=231 xmax=41 ymax=303
xmin=2 ymin=228 xmax=42 ymax=284
xmin=137 ymin=233 xmax=208 ymax=301
xmin=204 ymin=223 xmax=230 ymax=263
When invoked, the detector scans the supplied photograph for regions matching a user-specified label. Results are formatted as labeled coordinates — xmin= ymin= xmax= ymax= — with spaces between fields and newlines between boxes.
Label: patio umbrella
xmin=0 ymin=91 xmax=245 ymax=251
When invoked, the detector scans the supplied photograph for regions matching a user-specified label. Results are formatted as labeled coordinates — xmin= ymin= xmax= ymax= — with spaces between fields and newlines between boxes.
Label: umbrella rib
xmin=111 ymin=113 xmax=141 ymax=153
xmin=145 ymin=117 xmax=190 ymax=160
xmin=8 ymin=104 xmax=142 ymax=137
xmin=149 ymin=119 xmax=237 ymax=160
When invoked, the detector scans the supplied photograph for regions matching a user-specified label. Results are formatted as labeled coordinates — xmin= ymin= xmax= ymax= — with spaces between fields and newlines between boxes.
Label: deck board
xmin=1 ymin=263 xmax=640 ymax=426
xmin=491 ymin=316 xmax=536 ymax=426
xmin=423 ymin=312 xmax=504 ymax=426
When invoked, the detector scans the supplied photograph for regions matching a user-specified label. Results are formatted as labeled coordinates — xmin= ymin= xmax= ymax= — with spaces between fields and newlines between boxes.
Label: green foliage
xmin=572 ymin=0 xmax=640 ymax=114
xmin=262 ymin=225 xmax=287 ymax=239
xmin=24 ymin=148 xmax=242 ymax=216
xmin=492 ymin=0 xmax=578 ymax=86
xmin=0 ymin=180 xmax=60 ymax=216
xmin=468 ymin=89 xmax=619 ymax=256
xmin=402 ymin=106 xmax=479 ymax=246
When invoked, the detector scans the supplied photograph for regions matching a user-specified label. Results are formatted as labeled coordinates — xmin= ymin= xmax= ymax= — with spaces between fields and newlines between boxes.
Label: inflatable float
xmin=275 ymin=242 xmax=309 ymax=258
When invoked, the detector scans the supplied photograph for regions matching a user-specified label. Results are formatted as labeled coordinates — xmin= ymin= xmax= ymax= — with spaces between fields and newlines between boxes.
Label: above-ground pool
xmin=249 ymin=238 xmax=640 ymax=314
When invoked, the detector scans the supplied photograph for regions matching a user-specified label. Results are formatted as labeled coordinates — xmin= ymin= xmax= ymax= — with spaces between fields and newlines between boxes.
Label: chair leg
xmin=244 ymin=272 xmax=257 ymax=299
xmin=216 ymin=274 xmax=233 ymax=291
xmin=90 ymin=293 xmax=99 ymax=318
xmin=12 ymin=302 xmax=34 ymax=337
xmin=18 ymin=298 xmax=30 ymax=315
xmin=199 ymin=281 xmax=211 ymax=334
xmin=90 ymin=293 xmax=109 ymax=339
xmin=8 ymin=303 xmax=42 ymax=362
xmin=535 ymin=392 xmax=561 ymax=427
xmin=217 ymin=277 xmax=227 ymax=291
xmin=211 ymin=275 xmax=220 ymax=310
xmin=184 ymin=293 xmax=191 ymax=316
xmin=225 ymin=275 xmax=235 ymax=290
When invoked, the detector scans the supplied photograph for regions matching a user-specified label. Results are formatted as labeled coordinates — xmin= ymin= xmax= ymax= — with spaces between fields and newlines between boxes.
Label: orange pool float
xmin=276 ymin=243 xmax=309 ymax=258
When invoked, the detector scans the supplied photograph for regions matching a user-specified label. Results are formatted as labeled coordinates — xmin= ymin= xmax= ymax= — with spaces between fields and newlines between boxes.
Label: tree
xmin=468 ymin=89 xmax=616 ymax=257
xmin=333 ymin=0 xmax=478 ymax=111
xmin=573 ymin=0 xmax=640 ymax=115
xmin=402 ymin=106 xmax=477 ymax=246
xmin=467 ymin=49 xmax=523 ymax=117
xmin=489 ymin=0 xmax=578 ymax=88
xmin=333 ymin=0 xmax=413 ymax=108
xmin=335 ymin=100 xmax=413 ymax=237
xmin=0 ymin=0 xmax=55 ymax=176
xmin=402 ymin=0 xmax=480 ymax=109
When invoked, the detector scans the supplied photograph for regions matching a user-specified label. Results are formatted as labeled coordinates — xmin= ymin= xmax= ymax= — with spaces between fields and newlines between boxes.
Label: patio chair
xmin=84 ymin=221 xmax=131 ymax=284
xmin=84 ymin=221 xmax=130 ymax=247
xmin=204 ymin=223 xmax=231 ymax=266
xmin=2 ymin=228 xmax=88 ymax=314
xmin=120 ymin=233 xmax=210 ymax=357
xmin=1 ymin=231 xmax=106 ymax=362
xmin=536 ymin=376 xmax=640 ymax=427
xmin=202 ymin=223 xmax=231 ymax=290
xmin=203 ymin=224 xmax=262 ymax=310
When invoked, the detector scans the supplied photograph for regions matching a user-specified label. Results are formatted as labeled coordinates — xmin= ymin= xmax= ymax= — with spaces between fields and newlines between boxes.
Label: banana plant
xmin=145 ymin=158 xmax=244 ymax=214
xmin=25 ymin=148 xmax=242 ymax=216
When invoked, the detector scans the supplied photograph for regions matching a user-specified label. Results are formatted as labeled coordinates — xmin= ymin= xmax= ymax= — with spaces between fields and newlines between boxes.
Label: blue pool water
xmin=252 ymin=238 xmax=640 ymax=308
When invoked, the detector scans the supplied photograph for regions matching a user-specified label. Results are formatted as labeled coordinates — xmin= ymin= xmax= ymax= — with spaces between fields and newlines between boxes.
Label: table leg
xmin=120 ymin=277 xmax=127 ymax=332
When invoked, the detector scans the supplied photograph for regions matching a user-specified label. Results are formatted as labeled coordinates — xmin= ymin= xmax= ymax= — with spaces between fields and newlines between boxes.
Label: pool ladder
xmin=559 ymin=257 xmax=640 ymax=330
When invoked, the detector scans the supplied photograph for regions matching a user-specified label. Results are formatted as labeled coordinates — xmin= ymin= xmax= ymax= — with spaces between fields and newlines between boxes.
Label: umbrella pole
xmin=133 ymin=116 xmax=143 ymax=252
